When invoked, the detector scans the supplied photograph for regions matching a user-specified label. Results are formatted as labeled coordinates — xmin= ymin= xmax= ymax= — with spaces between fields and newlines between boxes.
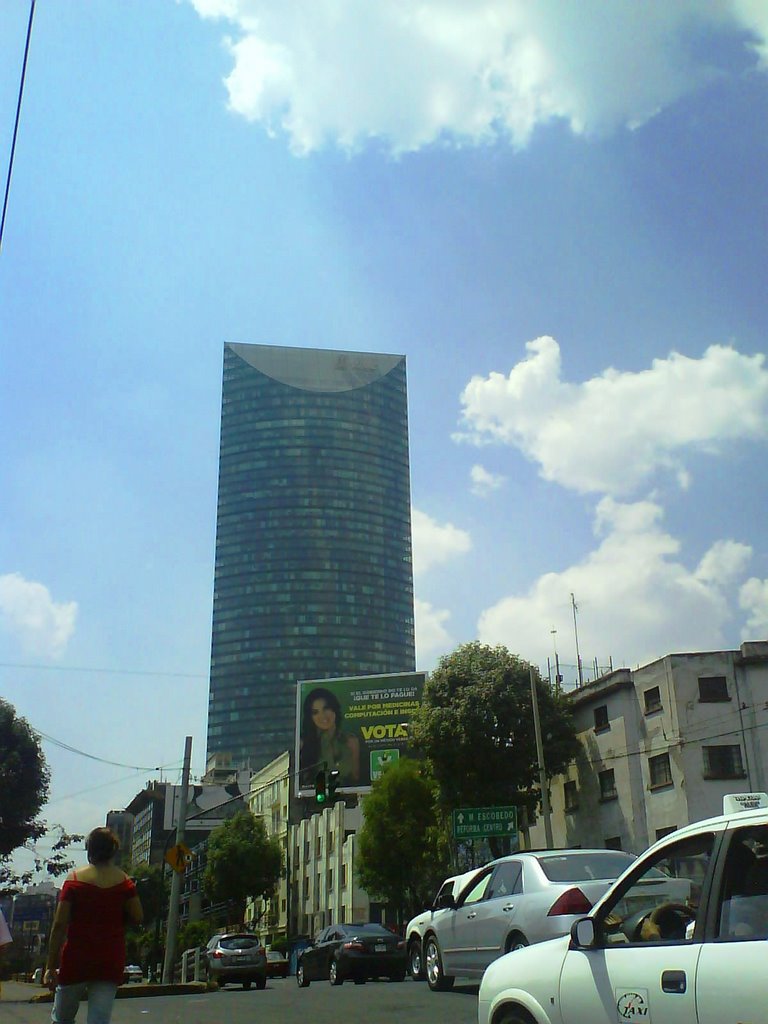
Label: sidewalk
xmin=0 ymin=980 xmax=208 ymax=1004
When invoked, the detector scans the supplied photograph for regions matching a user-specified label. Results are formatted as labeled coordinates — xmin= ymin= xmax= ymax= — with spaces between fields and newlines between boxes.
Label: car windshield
xmin=536 ymin=851 xmax=635 ymax=882
xmin=343 ymin=923 xmax=393 ymax=937
xmin=219 ymin=936 xmax=261 ymax=950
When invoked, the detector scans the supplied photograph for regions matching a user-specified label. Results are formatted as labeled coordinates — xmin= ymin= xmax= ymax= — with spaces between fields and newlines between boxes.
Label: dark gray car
xmin=204 ymin=932 xmax=267 ymax=989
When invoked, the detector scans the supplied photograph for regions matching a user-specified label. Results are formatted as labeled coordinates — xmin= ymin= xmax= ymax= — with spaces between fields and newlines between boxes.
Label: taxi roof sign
xmin=723 ymin=792 xmax=768 ymax=814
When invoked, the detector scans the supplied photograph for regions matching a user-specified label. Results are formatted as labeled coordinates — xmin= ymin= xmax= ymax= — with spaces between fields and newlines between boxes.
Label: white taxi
xmin=478 ymin=792 xmax=768 ymax=1024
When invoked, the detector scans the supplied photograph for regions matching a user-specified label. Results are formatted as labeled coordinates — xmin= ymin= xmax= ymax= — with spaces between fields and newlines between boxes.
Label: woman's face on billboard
xmin=310 ymin=698 xmax=337 ymax=732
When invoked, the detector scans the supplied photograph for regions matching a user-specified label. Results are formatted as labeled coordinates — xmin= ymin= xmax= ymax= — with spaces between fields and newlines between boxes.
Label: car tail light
xmin=342 ymin=941 xmax=365 ymax=951
xmin=211 ymin=950 xmax=223 ymax=959
xmin=547 ymin=887 xmax=593 ymax=916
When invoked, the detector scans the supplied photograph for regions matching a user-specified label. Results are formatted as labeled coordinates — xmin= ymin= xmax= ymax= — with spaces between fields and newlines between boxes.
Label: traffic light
xmin=314 ymin=770 xmax=327 ymax=803
xmin=327 ymin=768 xmax=340 ymax=800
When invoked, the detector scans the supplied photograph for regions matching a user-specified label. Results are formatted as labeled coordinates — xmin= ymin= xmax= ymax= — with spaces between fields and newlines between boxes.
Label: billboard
xmin=295 ymin=671 xmax=426 ymax=797
xmin=163 ymin=775 xmax=250 ymax=832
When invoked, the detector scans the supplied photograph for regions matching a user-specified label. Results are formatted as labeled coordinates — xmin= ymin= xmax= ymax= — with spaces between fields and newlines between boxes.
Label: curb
xmin=30 ymin=982 xmax=210 ymax=1004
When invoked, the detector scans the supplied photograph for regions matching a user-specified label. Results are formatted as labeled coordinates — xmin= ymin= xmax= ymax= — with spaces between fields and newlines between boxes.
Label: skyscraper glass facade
xmin=206 ymin=343 xmax=416 ymax=770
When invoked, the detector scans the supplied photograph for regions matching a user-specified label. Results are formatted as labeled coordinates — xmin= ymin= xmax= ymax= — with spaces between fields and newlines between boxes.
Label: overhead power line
xmin=0 ymin=661 xmax=206 ymax=680
xmin=34 ymin=728 xmax=180 ymax=772
xmin=1 ymin=0 xmax=35 ymax=254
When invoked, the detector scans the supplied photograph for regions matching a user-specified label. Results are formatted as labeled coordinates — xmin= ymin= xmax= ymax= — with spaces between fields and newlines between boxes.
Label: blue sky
xmin=1 ymin=0 xmax=766 ymax=871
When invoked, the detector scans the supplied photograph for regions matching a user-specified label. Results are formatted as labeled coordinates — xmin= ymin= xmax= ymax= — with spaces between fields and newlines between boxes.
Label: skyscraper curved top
xmin=206 ymin=343 xmax=416 ymax=770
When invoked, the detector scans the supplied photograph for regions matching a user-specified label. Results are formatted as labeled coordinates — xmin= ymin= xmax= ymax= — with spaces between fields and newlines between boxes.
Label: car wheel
xmin=242 ymin=980 xmax=251 ymax=990
xmin=256 ymin=976 xmax=267 ymax=990
xmin=424 ymin=936 xmax=454 ymax=992
xmin=408 ymin=939 xmax=425 ymax=981
xmin=497 ymin=1011 xmax=531 ymax=1024
xmin=296 ymin=963 xmax=310 ymax=988
xmin=329 ymin=959 xmax=344 ymax=986
xmin=507 ymin=933 xmax=529 ymax=952
xmin=216 ymin=978 xmax=225 ymax=988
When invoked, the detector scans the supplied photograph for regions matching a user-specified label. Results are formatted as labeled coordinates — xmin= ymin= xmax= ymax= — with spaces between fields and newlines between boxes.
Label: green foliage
xmin=177 ymin=918 xmax=215 ymax=953
xmin=356 ymin=758 xmax=451 ymax=922
xmin=411 ymin=642 xmax=580 ymax=832
xmin=0 ymin=699 xmax=50 ymax=857
xmin=203 ymin=811 xmax=282 ymax=925
xmin=128 ymin=862 xmax=168 ymax=927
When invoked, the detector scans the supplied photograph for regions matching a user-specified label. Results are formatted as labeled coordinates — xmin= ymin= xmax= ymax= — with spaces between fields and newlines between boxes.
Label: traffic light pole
xmin=530 ymin=666 xmax=553 ymax=848
xmin=162 ymin=735 xmax=192 ymax=984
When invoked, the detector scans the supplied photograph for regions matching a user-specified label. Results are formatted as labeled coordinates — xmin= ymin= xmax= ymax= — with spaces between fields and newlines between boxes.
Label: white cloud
xmin=414 ymin=597 xmax=453 ymax=665
xmin=470 ymin=464 xmax=505 ymax=498
xmin=0 ymin=573 xmax=77 ymax=658
xmin=187 ymin=1 xmax=768 ymax=153
xmin=740 ymin=577 xmax=768 ymax=638
xmin=457 ymin=337 xmax=768 ymax=496
xmin=411 ymin=507 xmax=471 ymax=577
xmin=477 ymin=498 xmax=752 ymax=677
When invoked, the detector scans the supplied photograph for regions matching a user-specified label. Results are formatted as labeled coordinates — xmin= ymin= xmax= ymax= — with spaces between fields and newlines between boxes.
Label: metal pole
xmin=162 ymin=736 xmax=192 ymax=984
xmin=530 ymin=666 xmax=553 ymax=848
xmin=571 ymin=593 xmax=584 ymax=687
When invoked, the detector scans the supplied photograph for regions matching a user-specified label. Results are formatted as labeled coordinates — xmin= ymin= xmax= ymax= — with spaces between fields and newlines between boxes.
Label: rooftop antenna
xmin=551 ymin=628 xmax=562 ymax=691
xmin=571 ymin=593 xmax=584 ymax=687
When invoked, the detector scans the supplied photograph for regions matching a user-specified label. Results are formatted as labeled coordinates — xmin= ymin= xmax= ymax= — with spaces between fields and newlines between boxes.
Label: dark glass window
xmin=649 ymin=752 xmax=673 ymax=789
xmin=703 ymin=745 xmax=745 ymax=779
xmin=605 ymin=836 xmax=623 ymax=851
xmin=644 ymin=686 xmax=662 ymax=713
xmin=698 ymin=676 xmax=729 ymax=702
xmin=564 ymin=780 xmax=579 ymax=812
xmin=594 ymin=705 xmax=610 ymax=732
xmin=599 ymin=768 xmax=617 ymax=800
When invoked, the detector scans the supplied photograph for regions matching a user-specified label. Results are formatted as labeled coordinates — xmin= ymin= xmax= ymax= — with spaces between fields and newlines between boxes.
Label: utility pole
xmin=571 ymin=593 xmax=584 ymax=687
xmin=162 ymin=736 xmax=192 ymax=984
xmin=529 ymin=666 xmax=553 ymax=848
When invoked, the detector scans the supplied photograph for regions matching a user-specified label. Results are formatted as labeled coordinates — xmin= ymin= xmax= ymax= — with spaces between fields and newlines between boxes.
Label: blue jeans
xmin=51 ymin=982 xmax=118 ymax=1024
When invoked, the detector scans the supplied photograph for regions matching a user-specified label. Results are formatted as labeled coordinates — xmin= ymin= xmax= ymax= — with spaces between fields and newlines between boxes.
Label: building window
xmin=304 ymin=840 xmax=310 ymax=860
xmin=316 ymin=836 xmax=322 ymax=858
xmin=649 ymin=752 xmax=673 ymax=789
xmin=341 ymin=905 xmax=346 ymax=922
xmin=599 ymin=768 xmax=617 ymax=801
xmin=341 ymin=864 xmax=348 ymax=887
xmin=329 ymin=831 xmax=335 ymax=854
xmin=328 ymin=868 xmax=333 ymax=891
xmin=594 ymin=705 xmax=610 ymax=732
xmin=564 ymin=780 xmax=579 ymax=812
xmin=644 ymin=686 xmax=662 ymax=714
xmin=302 ymin=877 xmax=309 ymax=899
xmin=605 ymin=836 xmax=622 ymax=850
xmin=698 ymin=676 xmax=730 ymax=702
xmin=703 ymin=744 xmax=745 ymax=779
xmin=655 ymin=826 xmax=677 ymax=841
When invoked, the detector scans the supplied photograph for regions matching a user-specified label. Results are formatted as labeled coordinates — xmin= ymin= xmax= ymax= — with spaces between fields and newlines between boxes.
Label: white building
xmin=530 ymin=641 xmax=768 ymax=853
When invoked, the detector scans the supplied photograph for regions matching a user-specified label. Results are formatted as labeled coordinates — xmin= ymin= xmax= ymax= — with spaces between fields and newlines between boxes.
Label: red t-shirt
xmin=58 ymin=875 xmax=136 ymax=985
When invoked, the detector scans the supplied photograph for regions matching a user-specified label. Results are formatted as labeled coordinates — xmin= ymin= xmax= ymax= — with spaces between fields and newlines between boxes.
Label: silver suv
xmin=204 ymin=932 xmax=267 ymax=989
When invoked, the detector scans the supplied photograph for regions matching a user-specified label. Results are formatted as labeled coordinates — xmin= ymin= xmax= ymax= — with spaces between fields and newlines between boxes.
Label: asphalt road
xmin=2 ymin=977 xmax=480 ymax=1024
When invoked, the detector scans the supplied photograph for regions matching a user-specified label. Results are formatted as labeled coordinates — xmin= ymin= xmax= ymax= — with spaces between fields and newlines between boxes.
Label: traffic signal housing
xmin=327 ymin=768 xmax=340 ymax=800
xmin=314 ymin=770 xmax=327 ymax=804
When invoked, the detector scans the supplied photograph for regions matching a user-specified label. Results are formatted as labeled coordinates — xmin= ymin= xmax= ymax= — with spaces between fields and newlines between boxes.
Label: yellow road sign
xmin=165 ymin=842 xmax=191 ymax=874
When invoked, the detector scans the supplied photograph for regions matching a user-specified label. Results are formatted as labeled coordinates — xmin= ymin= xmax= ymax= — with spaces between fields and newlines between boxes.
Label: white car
xmin=411 ymin=849 xmax=636 ymax=990
xmin=479 ymin=792 xmax=768 ymax=1024
xmin=406 ymin=868 xmax=484 ymax=980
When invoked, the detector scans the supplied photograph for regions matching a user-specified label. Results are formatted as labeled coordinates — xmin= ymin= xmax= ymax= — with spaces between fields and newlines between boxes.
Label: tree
xmin=0 ymin=699 xmax=82 ymax=894
xmin=356 ymin=758 xmax=451 ymax=924
xmin=203 ymin=811 xmax=282 ymax=926
xmin=410 ymin=642 xmax=580 ymax=853
xmin=0 ymin=699 xmax=50 ymax=857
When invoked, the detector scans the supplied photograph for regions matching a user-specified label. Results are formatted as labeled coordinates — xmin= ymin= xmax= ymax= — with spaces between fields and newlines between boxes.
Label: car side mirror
xmin=434 ymin=893 xmax=456 ymax=910
xmin=570 ymin=918 xmax=596 ymax=949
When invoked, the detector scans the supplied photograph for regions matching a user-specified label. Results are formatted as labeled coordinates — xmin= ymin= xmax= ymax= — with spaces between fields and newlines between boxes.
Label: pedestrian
xmin=44 ymin=827 xmax=143 ymax=1023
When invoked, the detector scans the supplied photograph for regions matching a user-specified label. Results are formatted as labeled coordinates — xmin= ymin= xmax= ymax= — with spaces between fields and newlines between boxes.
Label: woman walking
xmin=44 ymin=827 xmax=143 ymax=1023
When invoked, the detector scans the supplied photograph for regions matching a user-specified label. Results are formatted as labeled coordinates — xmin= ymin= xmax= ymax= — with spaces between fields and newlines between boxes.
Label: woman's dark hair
xmin=300 ymin=687 xmax=344 ymax=774
xmin=86 ymin=827 xmax=120 ymax=865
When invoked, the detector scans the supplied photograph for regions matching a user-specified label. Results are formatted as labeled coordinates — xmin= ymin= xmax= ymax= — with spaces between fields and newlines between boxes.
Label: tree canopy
xmin=410 ymin=642 xmax=580 ymax=841
xmin=203 ymin=811 xmax=282 ymax=925
xmin=356 ymin=758 xmax=451 ymax=923
xmin=0 ymin=698 xmax=50 ymax=858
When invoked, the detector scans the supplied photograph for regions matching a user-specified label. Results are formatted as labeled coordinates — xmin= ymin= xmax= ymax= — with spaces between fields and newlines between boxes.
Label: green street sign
xmin=452 ymin=805 xmax=518 ymax=840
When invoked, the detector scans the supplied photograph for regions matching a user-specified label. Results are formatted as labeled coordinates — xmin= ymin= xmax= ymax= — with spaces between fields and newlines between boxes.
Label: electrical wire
xmin=34 ymin=729 xmax=181 ymax=772
xmin=0 ymin=661 xmax=206 ymax=680
xmin=1 ymin=0 xmax=35 ymax=254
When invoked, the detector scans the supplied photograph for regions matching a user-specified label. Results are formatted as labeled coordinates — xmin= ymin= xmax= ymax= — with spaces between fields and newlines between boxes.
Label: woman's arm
xmin=43 ymin=900 xmax=71 ymax=989
xmin=125 ymin=893 xmax=144 ymax=927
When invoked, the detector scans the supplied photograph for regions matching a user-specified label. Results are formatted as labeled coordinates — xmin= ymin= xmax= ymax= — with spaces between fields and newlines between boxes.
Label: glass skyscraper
xmin=206 ymin=343 xmax=416 ymax=770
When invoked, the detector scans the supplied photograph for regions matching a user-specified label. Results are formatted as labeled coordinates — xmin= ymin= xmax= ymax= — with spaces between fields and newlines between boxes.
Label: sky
xmin=1 ymin=0 xmax=767 ymax=874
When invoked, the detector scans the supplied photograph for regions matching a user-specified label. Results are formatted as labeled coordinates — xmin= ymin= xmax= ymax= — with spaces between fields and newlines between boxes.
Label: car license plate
xmin=374 ymin=943 xmax=386 ymax=952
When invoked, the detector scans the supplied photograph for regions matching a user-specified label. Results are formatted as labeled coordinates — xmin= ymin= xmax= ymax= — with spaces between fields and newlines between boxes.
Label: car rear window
xmin=536 ymin=852 xmax=634 ymax=882
xmin=219 ymin=936 xmax=262 ymax=950
xmin=267 ymin=951 xmax=285 ymax=960
xmin=343 ymin=923 xmax=394 ymax=937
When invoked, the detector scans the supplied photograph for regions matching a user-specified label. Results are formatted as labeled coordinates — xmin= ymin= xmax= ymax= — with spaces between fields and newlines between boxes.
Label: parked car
xmin=296 ymin=922 xmax=406 ymax=986
xmin=204 ymin=932 xmax=267 ymax=989
xmin=122 ymin=964 xmax=143 ymax=984
xmin=406 ymin=867 xmax=485 ymax=980
xmin=265 ymin=949 xmax=289 ymax=978
xmin=479 ymin=792 xmax=768 ymax=1024
xmin=418 ymin=848 xmax=637 ymax=990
